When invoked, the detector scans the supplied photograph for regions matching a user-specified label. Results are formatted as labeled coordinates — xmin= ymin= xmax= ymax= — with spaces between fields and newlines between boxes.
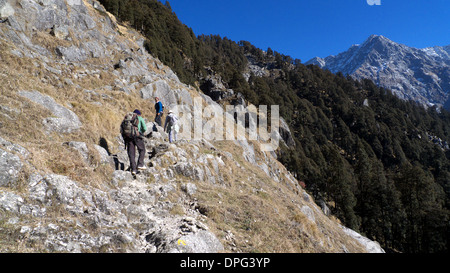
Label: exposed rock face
xmin=18 ymin=90 xmax=82 ymax=133
xmin=306 ymin=35 xmax=450 ymax=109
xmin=0 ymin=0 xmax=383 ymax=253
xmin=0 ymin=0 xmax=14 ymax=18
xmin=17 ymin=169 xmax=224 ymax=253
xmin=140 ymin=79 xmax=178 ymax=108
xmin=341 ymin=225 xmax=385 ymax=253
xmin=0 ymin=148 xmax=22 ymax=187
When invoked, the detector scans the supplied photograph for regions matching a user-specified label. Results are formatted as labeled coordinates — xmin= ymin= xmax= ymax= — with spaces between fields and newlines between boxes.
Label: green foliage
xmin=99 ymin=0 xmax=450 ymax=253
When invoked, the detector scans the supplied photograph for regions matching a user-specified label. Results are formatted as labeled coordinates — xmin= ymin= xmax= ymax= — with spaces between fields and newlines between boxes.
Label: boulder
xmin=0 ymin=148 xmax=23 ymax=187
xmin=0 ymin=190 xmax=23 ymax=214
xmin=0 ymin=136 xmax=29 ymax=158
xmin=94 ymin=144 xmax=111 ymax=164
xmin=64 ymin=141 xmax=89 ymax=162
xmin=341 ymin=225 xmax=385 ymax=253
xmin=181 ymin=183 xmax=197 ymax=196
xmin=171 ymin=230 xmax=224 ymax=253
xmin=18 ymin=90 xmax=82 ymax=134
xmin=173 ymin=162 xmax=204 ymax=181
xmin=0 ymin=0 xmax=14 ymax=18
xmin=55 ymin=46 xmax=88 ymax=62
xmin=42 ymin=174 xmax=91 ymax=208
xmin=50 ymin=25 xmax=69 ymax=40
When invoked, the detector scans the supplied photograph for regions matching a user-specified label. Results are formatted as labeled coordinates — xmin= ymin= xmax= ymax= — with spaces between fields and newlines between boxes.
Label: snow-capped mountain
xmin=306 ymin=35 xmax=450 ymax=109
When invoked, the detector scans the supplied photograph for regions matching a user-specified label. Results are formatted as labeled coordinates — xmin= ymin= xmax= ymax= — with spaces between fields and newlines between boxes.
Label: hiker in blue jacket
xmin=154 ymin=97 xmax=164 ymax=126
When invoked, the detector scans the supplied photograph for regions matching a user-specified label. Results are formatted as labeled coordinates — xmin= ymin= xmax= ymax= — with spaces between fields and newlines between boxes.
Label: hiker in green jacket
xmin=126 ymin=109 xmax=147 ymax=175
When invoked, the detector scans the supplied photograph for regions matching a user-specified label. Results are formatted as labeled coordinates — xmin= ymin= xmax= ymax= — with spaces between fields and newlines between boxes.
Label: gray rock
xmin=111 ymin=170 xmax=133 ymax=186
xmin=18 ymin=90 xmax=82 ymax=133
xmin=0 ymin=148 xmax=23 ymax=187
xmin=300 ymin=205 xmax=315 ymax=223
xmin=64 ymin=141 xmax=89 ymax=162
xmin=56 ymin=46 xmax=88 ymax=62
xmin=340 ymin=225 xmax=385 ymax=253
xmin=146 ymin=122 xmax=168 ymax=139
xmin=181 ymin=183 xmax=197 ymax=196
xmin=318 ymin=199 xmax=331 ymax=216
xmin=92 ymin=0 xmax=106 ymax=13
xmin=148 ymin=121 xmax=165 ymax=133
xmin=20 ymin=0 xmax=69 ymax=31
xmin=0 ymin=136 xmax=29 ymax=158
xmin=177 ymin=88 xmax=193 ymax=105
xmin=174 ymin=230 xmax=224 ymax=253
xmin=150 ymin=143 xmax=169 ymax=157
xmin=50 ymin=25 xmax=69 ymax=40
xmin=140 ymin=80 xmax=177 ymax=107
xmin=0 ymin=0 xmax=14 ymax=18
xmin=139 ymin=75 xmax=155 ymax=85
xmin=68 ymin=1 xmax=96 ymax=31
xmin=94 ymin=144 xmax=111 ymax=164
xmin=0 ymin=190 xmax=24 ymax=214
xmin=235 ymin=140 xmax=255 ymax=164
xmin=42 ymin=174 xmax=93 ymax=212
xmin=279 ymin=117 xmax=295 ymax=147
xmin=173 ymin=162 xmax=204 ymax=181
xmin=28 ymin=173 xmax=47 ymax=203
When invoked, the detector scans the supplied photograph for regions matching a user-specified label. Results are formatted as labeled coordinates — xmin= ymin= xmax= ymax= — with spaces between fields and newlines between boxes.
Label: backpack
xmin=167 ymin=113 xmax=178 ymax=128
xmin=120 ymin=112 xmax=139 ymax=139
xmin=168 ymin=114 xmax=177 ymax=126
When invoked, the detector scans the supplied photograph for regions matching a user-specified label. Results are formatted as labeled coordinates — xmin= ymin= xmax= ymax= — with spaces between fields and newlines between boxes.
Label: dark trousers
xmin=155 ymin=113 xmax=163 ymax=126
xmin=126 ymin=137 xmax=145 ymax=172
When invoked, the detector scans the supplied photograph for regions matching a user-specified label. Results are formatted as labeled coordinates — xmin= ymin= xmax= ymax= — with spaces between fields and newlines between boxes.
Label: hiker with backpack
xmin=120 ymin=109 xmax=147 ymax=175
xmin=164 ymin=110 xmax=179 ymax=143
xmin=154 ymin=97 xmax=164 ymax=126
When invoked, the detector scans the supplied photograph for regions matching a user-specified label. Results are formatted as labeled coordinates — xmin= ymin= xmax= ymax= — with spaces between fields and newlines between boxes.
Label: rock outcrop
xmin=18 ymin=90 xmax=82 ymax=134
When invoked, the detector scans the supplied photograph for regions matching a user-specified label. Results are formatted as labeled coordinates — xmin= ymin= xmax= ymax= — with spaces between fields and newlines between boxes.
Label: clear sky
xmin=165 ymin=0 xmax=450 ymax=62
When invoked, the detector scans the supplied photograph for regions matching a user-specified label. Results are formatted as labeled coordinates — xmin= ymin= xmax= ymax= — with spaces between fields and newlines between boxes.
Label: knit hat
xmin=133 ymin=109 xmax=141 ymax=115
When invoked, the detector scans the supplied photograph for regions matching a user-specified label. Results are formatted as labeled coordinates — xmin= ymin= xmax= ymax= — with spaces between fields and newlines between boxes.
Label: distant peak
xmin=364 ymin=34 xmax=393 ymax=44
xmin=305 ymin=56 xmax=326 ymax=67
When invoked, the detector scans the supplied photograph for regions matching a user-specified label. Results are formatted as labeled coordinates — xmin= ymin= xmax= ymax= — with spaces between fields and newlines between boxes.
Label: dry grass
xmin=187 ymin=141 xmax=304 ymax=252
xmin=0 ymin=30 xmax=153 ymax=190
xmin=181 ymin=138 xmax=368 ymax=253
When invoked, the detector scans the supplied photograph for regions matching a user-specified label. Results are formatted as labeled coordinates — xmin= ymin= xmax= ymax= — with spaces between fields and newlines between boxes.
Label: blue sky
xmin=165 ymin=0 xmax=450 ymax=62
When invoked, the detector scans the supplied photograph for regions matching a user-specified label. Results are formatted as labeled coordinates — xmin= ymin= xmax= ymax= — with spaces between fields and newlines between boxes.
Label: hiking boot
xmin=137 ymin=165 xmax=147 ymax=170
xmin=131 ymin=170 xmax=137 ymax=176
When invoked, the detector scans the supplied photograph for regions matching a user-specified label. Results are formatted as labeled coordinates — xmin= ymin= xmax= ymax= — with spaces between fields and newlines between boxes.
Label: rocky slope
xmin=306 ymin=35 xmax=450 ymax=109
xmin=0 ymin=0 xmax=383 ymax=253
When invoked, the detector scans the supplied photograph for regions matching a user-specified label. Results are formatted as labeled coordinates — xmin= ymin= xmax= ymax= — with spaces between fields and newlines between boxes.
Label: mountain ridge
xmin=306 ymin=34 xmax=450 ymax=109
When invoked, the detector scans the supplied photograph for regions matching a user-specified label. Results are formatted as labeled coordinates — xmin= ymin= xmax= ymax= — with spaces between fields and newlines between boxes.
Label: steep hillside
xmin=306 ymin=35 xmax=450 ymax=110
xmin=0 ymin=0 xmax=381 ymax=253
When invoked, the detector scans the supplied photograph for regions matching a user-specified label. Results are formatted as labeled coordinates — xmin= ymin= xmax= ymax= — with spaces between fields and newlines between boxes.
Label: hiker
xmin=154 ymin=97 xmax=164 ymax=126
xmin=164 ymin=110 xmax=179 ymax=143
xmin=121 ymin=109 xmax=147 ymax=175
